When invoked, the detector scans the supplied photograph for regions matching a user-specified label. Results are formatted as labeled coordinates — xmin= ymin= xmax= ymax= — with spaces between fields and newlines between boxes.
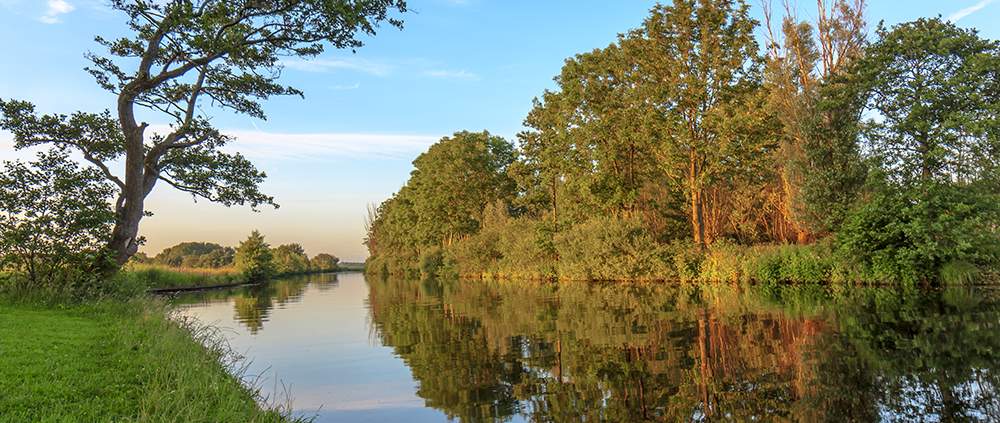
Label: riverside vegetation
xmin=365 ymin=1 xmax=1000 ymax=284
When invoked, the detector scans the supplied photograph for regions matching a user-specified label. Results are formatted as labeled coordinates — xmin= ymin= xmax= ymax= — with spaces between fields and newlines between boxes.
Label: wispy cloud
xmin=948 ymin=0 xmax=997 ymax=22
xmin=279 ymin=58 xmax=390 ymax=76
xmin=424 ymin=69 xmax=478 ymax=80
xmin=39 ymin=0 xmax=74 ymax=24
xmin=220 ymin=130 xmax=440 ymax=161
xmin=330 ymin=82 xmax=361 ymax=90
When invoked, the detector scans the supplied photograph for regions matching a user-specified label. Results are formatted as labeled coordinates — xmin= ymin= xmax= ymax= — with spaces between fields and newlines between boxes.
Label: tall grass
xmin=126 ymin=263 xmax=245 ymax=289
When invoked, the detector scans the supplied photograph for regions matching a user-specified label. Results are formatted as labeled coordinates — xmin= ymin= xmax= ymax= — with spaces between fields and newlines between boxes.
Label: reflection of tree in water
xmin=232 ymin=275 xmax=317 ymax=334
xmin=312 ymin=273 xmax=340 ymax=292
xmin=367 ymin=275 xmax=1000 ymax=422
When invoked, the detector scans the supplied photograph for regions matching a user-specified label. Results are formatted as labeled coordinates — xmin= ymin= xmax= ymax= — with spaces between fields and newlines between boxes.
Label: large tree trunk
xmin=105 ymin=92 xmax=153 ymax=267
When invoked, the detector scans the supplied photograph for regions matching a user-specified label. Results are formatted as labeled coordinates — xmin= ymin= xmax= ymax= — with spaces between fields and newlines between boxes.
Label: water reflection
xmin=367 ymin=277 xmax=1000 ymax=422
xmin=173 ymin=273 xmax=341 ymax=334
xmin=174 ymin=274 xmax=1000 ymax=422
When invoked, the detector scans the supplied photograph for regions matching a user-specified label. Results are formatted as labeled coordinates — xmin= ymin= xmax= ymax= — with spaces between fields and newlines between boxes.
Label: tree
xmin=855 ymin=17 xmax=1000 ymax=187
xmin=310 ymin=253 xmax=340 ymax=271
xmin=0 ymin=0 xmax=407 ymax=267
xmin=273 ymin=243 xmax=309 ymax=275
xmin=762 ymin=0 xmax=868 ymax=238
xmin=0 ymin=150 xmax=116 ymax=286
xmin=153 ymin=241 xmax=228 ymax=267
xmin=234 ymin=230 xmax=274 ymax=282
xmin=622 ymin=0 xmax=777 ymax=248
xmin=519 ymin=45 xmax=669 ymax=227
xmin=406 ymin=130 xmax=518 ymax=247
xmin=837 ymin=18 xmax=1000 ymax=280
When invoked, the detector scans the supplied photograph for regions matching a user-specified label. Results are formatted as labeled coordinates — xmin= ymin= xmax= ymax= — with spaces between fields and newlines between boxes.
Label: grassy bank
xmin=0 ymin=277 xmax=306 ymax=422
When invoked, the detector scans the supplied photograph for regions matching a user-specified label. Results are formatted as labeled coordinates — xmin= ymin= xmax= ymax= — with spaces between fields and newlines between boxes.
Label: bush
xmin=233 ymin=230 xmax=275 ymax=283
xmin=0 ymin=150 xmax=116 ymax=289
xmin=554 ymin=216 xmax=669 ymax=281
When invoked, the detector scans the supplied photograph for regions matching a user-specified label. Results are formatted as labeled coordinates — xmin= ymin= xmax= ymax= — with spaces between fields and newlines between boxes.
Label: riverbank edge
xmin=0 ymin=279 xmax=309 ymax=422
xmin=368 ymin=240 xmax=999 ymax=285
xmin=129 ymin=264 xmax=352 ymax=290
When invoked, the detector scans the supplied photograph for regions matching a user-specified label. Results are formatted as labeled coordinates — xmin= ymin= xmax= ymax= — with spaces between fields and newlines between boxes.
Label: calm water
xmin=175 ymin=273 xmax=1000 ymax=422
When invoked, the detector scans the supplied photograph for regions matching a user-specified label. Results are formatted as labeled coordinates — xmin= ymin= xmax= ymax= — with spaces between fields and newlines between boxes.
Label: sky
xmin=0 ymin=0 xmax=998 ymax=262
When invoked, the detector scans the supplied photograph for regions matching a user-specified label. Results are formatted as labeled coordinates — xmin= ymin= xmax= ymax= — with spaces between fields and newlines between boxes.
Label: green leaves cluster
xmin=149 ymin=242 xmax=235 ymax=269
xmin=0 ymin=150 xmax=116 ymax=287
xmin=233 ymin=230 xmax=275 ymax=283
xmin=835 ymin=17 xmax=1000 ymax=281
xmin=366 ymin=131 xmax=518 ymax=261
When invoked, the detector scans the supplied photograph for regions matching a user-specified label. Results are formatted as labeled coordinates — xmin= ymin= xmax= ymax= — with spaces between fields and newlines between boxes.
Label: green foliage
xmin=408 ymin=130 xmax=518 ymax=246
xmin=836 ymin=179 xmax=1000 ymax=283
xmin=365 ymin=130 xmax=519 ymax=272
xmin=763 ymin=0 xmax=868 ymax=235
xmin=0 ymin=149 xmax=116 ymax=288
xmin=419 ymin=245 xmax=446 ymax=276
xmin=855 ymin=17 xmax=1000 ymax=186
xmin=153 ymin=241 xmax=233 ymax=268
xmin=554 ymin=216 xmax=671 ymax=281
xmin=272 ymin=243 xmax=310 ymax=275
xmin=309 ymin=253 xmax=339 ymax=272
xmin=233 ymin=230 xmax=275 ymax=283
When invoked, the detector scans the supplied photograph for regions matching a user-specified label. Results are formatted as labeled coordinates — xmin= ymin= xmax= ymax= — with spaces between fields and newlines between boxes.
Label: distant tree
xmin=233 ymin=230 xmax=274 ymax=282
xmin=0 ymin=0 xmax=408 ymax=267
xmin=196 ymin=247 xmax=235 ymax=269
xmin=273 ymin=243 xmax=309 ymax=275
xmin=128 ymin=252 xmax=149 ymax=264
xmin=0 ymin=150 xmax=116 ymax=286
xmin=310 ymin=253 xmax=340 ymax=271
xmin=153 ymin=241 xmax=227 ymax=267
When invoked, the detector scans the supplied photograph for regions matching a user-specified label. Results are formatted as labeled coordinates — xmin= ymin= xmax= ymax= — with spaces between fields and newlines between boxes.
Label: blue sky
xmin=1 ymin=0 xmax=998 ymax=262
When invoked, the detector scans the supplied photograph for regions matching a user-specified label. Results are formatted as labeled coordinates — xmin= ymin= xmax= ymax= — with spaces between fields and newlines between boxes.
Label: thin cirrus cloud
xmin=39 ymin=0 xmax=74 ymax=24
xmin=279 ymin=58 xmax=391 ymax=76
xmin=948 ymin=0 xmax=997 ymax=22
xmin=219 ymin=130 xmax=440 ymax=161
xmin=330 ymin=82 xmax=361 ymax=90
xmin=424 ymin=69 xmax=478 ymax=80
xmin=281 ymin=57 xmax=478 ymax=81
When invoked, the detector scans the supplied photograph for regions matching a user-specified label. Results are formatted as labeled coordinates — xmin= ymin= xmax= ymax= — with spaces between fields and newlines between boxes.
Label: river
xmin=174 ymin=272 xmax=1000 ymax=422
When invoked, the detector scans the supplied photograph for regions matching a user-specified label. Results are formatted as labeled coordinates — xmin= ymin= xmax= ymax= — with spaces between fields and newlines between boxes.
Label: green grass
xmin=0 ymin=291 xmax=305 ymax=422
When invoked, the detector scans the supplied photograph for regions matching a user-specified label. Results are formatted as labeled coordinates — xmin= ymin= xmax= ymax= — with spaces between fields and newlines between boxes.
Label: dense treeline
xmin=130 ymin=231 xmax=341 ymax=283
xmin=366 ymin=0 xmax=1000 ymax=283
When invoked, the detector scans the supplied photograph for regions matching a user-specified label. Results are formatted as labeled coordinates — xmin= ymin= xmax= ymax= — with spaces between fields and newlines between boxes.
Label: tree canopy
xmin=0 ymin=0 xmax=407 ymax=267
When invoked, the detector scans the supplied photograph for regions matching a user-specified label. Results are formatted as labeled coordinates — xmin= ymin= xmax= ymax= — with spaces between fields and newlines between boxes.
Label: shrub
xmin=233 ymin=230 xmax=275 ymax=283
